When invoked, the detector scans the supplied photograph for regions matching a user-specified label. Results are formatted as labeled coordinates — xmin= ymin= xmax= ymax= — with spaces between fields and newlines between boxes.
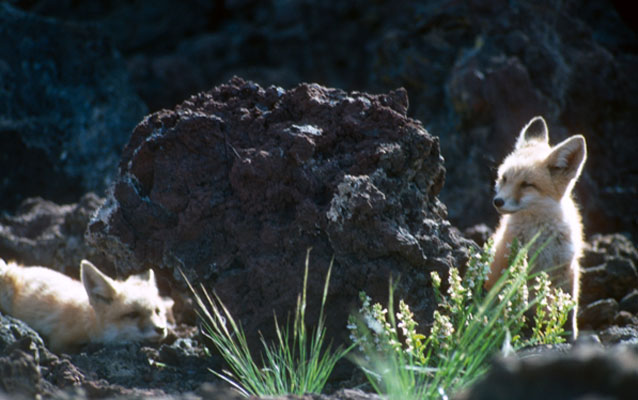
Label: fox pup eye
xmin=122 ymin=310 xmax=141 ymax=320
xmin=155 ymin=307 xmax=161 ymax=315
xmin=501 ymin=176 xmax=507 ymax=184
xmin=521 ymin=181 xmax=535 ymax=189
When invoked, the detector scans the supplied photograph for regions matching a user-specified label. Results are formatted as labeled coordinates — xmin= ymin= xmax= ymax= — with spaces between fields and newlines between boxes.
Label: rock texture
xmin=0 ymin=313 xmax=216 ymax=399
xmin=87 ymin=77 xmax=471 ymax=345
xmin=454 ymin=343 xmax=638 ymax=400
xmin=0 ymin=4 xmax=147 ymax=212
xmin=579 ymin=234 xmax=638 ymax=332
xmin=0 ymin=193 xmax=112 ymax=277
xmin=14 ymin=0 xmax=637 ymax=239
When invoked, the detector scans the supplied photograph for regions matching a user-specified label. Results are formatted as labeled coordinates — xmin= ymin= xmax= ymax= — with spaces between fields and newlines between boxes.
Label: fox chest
xmin=505 ymin=216 xmax=575 ymax=271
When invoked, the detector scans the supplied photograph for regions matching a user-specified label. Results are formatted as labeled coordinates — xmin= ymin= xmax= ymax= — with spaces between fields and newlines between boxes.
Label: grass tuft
xmin=182 ymin=248 xmax=351 ymax=397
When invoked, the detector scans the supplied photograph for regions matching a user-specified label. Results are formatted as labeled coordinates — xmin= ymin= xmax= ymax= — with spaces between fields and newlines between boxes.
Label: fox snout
xmin=492 ymin=193 xmax=520 ymax=214
xmin=150 ymin=321 xmax=168 ymax=339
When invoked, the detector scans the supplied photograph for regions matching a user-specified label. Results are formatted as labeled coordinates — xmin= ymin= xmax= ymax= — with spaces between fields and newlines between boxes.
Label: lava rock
xmin=578 ymin=299 xmax=619 ymax=330
xmin=0 ymin=313 xmax=51 ymax=359
xmin=88 ymin=77 xmax=472 ymax=346
xmin=598 ymin=325 xmax=638 ymax=346
xmin=583 ymin=234 xmax=638 ymax=268
xmin=0 ymin=313 xmax=218 ymax=399
xmin=0 ymin=4 xmax=147 ymax=212
xmin=580 ymin=259 xmax=638 ymax=305
xmin=454 ymin=344 xmax=638 ymax=400
xmin=0 ymin=314 xmax=57 ymax=398
xmin=0 ymin=193 xmax=113 ymax=277
xmin=580 ymin=235 xmax=638 ymax=305
xmin=620 ymin=290 xmax=638 ymax=314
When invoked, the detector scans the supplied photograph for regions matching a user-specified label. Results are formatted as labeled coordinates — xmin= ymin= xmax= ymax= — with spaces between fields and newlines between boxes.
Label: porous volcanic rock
xmin=0 ymin=4 xmax=147 ymax=212
xmin=88 ymin=77 xmax=472 ymax=345
xmin=578 ymin=234 xmax=638 ymax=331
xmin=454 ymin=343 xmax=638 ymax=400
xmin=0 ymin=193 xmax=113 ymax=277
xmin=0 ymin=313 xmax=218 ymax=399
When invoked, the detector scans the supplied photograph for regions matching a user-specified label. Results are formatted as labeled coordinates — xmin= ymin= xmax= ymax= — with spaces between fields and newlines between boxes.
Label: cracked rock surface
xmin=87 ymin=77 xmax=472 ymax=348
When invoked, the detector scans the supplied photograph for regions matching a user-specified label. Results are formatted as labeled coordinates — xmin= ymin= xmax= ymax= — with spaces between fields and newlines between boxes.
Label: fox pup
xmin=0 ymin=258 xmax=173 ymax=353
xmin=485 ymin=116 xmax=586 ymax=338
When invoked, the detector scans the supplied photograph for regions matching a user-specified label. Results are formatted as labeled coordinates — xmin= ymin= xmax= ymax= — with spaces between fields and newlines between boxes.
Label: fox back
xmin=486 ymin=116 xmax=586 ymax=338
xmin=0 ymin=258 xmax=172 ymax=353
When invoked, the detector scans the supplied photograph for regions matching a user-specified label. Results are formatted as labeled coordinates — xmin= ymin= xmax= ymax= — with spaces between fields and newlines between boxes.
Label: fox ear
xmin=81 ymin=260 xmax=117 ymax=305
xmin=136 ymin=269 xmax=156 ymax=284
xmin=546 ymin=135 xmax=587 ymax=180
xmin=516 ymin=116 xmax=548 ymax=148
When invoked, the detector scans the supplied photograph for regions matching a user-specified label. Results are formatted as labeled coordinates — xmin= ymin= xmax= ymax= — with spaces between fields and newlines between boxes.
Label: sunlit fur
xmin=0 ymin=258 xmax=172 ymax=353
xmin=486 ymin=116 xmax=586 ymax=339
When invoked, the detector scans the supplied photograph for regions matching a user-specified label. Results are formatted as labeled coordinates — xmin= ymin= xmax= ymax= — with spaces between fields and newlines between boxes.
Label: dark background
xmin=2 ymin=0 xmax=637 ymax=239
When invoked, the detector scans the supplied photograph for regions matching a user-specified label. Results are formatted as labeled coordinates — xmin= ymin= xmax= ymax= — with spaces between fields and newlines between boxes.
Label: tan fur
xmin=486 ymin=116 xmax=586 ymax=339
xmin=0 ymin=258 xmax=173 ymax=353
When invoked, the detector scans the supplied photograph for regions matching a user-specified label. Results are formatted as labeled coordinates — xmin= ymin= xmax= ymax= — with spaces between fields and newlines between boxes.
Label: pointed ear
xmin=81 ymin=260 xmax=117 ymax=305
xmin=546 ymin=135 xmax=587 ymax=180
xmin=516 ymin=116 xmax=549 ymax=148
xmin=136 ymin=269 xmax=156 ymax=284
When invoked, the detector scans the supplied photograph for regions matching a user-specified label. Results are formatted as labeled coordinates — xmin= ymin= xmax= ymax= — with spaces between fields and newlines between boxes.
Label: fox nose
xmin=493 ymin=197 xmax=504 ymax=208
xmin=155 ymin=326 xmax=166 ymax=335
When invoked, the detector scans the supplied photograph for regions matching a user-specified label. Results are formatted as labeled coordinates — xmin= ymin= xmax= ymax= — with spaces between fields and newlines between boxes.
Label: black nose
xmin=493 ymin=197 xmax=504 ymax=208
xmin=155 ymin=326 xmax=166 ymax=334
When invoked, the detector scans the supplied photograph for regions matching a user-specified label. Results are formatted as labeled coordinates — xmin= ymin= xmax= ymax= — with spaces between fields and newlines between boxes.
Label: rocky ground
xmin=1 ymin=0 xmax=637 ymax=399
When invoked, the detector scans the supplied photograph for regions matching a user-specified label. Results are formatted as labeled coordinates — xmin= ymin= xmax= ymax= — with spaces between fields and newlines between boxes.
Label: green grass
xmin=348 ymin=236 xmax=575 ymax=399
xmin=182 ymin=249 xmax=351 ymax=397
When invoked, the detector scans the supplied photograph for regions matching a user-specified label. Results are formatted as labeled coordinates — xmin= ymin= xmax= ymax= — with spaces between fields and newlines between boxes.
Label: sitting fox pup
xmin=485 ymin=116 xmax=586 ymax=339
xmin=0 ymin=258 xmax=172 ymax=353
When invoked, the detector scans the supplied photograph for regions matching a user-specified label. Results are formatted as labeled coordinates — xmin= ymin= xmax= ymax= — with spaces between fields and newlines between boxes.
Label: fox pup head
xmin=81 ymin=260 xmax=173 ymax=344
xmin=493 ymin=116 xmax=587 ymax=214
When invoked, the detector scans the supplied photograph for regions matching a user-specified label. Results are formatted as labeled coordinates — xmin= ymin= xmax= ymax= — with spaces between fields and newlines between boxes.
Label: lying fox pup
xmin=0 ymin=258 xmax=172 ymax=353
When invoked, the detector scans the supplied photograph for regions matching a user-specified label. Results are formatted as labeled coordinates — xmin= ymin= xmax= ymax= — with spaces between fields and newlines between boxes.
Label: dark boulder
xmin=88 ymin=77 xmax=472 ymax=344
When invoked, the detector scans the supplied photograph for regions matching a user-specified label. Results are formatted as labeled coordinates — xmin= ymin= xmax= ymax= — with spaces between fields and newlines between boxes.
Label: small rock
xmin=578 ymin=298 xmax=619 ymax=330
xmin=620 ymin=289 xmax=638 ymax=314
xmin=580 ymin=258 xmax=638 ymax=304
xmin=614 ymin=311 xmax=638 ymax=327
xmin=586 ymin=234 xmax=638 ymax=265
xmin=598 ymin=325 xmax=638 ymax=346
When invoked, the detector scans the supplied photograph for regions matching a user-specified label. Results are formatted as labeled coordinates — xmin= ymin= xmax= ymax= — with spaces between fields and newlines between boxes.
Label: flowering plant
xmin=348 ymin=238 xmax=575 ymax=399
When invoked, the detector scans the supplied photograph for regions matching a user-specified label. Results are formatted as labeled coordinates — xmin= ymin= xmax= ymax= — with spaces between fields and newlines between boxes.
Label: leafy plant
xmin=183 ymin=249 xmax=351 ymax=397
xmin=348 ymin=237 xmax=575 ymax=399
